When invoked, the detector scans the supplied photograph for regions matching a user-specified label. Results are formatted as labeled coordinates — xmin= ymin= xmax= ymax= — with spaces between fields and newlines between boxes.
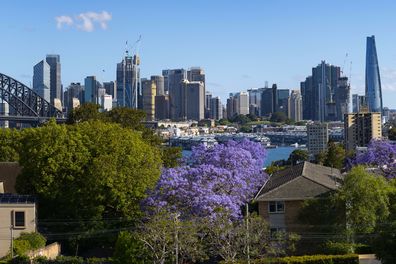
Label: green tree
xmin=336 ymin=166 xmax=391 ymax=241
xmin=113 ymin=231 xmax=151 ymax=264
xmin=322 ymin=142 xmax=346 ymax=169
xmin=270 ymin=112 xmax=287 ymax=123
xmin=0 ymin=128 xmax=21 ymax=162
xmin=371 ymin=180 xmax=396 ymax=264
xmin=13 ymin=232 xmax=46 ymax=256
xmin=388 ymin=127 xmax=396 ymax=140
xmin=287 ymin=149 xmax=309 ymax=165
xmin=15 ymin=121 xmax=162 ymax=253
xmin=67 ymin=103 xmax=101 ymax=124
xmin=229 ymin=114 xmax=251 ymax=125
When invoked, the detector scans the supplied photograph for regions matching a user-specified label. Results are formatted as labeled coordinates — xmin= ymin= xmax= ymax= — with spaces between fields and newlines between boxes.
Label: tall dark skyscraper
xmin=365 ymin=35 xmax=383 ymax=114
xmin=301 ymin=61 xmax=341 ymax=121
xmin=116 ymin=52 xmax=140 ymax=108
xmin=45 ymin=55 xmax=62 ymax=105
xmin=163 ymin=69 xmax=186 ymax=120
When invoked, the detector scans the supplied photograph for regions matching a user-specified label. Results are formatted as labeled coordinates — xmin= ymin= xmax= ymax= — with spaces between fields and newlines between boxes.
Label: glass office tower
xmin=365 ymin=35 xmax=383 ymax=114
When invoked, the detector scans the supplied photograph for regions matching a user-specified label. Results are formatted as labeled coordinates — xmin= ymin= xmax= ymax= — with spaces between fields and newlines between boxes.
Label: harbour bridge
xmin=0 ymin=72 xmax=66 ymax=124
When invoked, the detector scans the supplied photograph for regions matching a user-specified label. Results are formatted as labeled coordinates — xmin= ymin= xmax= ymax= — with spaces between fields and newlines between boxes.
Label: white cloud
xmin=55 ymin=15 xmax=74 ymax=29
xmin=55 ymin=11 xmax=111 ymax=32
xmin=76 ymin=11 xmax=112 ymax=32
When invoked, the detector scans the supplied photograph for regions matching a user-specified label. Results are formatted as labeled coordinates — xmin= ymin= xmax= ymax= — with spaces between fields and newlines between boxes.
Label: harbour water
xmin=182 ymin=146 xmax=295 ymax=167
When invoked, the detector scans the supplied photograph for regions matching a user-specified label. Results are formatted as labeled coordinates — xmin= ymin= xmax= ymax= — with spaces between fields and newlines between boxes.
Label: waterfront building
xmin=344 ymin=112 xmax=382 ymax=151
xmin=365 ymin=35 xmax=383 ymax=114
xmin=307 ymin=123 xmax=329 ymax=156
xmin=142 ymin=78 xmax=157 ymax=121
xmin=210 ymin=96 xmax=223 ymax=120
xmin=116 ymin=53 xmax=140 ymax=108
xmin=46 ymin=54 xmax=62 ymax=106
xmin=288 ymin=90 xmax=302 ymax=122
xmin=33 ymin=60 xmax=51 ymax=102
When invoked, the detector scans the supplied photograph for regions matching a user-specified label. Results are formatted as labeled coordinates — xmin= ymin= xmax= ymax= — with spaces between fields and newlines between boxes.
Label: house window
xmin=13 ymin=211 xmax=26 ymax=228
xmin=268 ymin=201 xmax=285 ymax=213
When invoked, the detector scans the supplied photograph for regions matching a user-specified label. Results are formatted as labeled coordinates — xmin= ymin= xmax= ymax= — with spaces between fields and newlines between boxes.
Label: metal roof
xmin=0 ymin=194 xmax=35 ymax=204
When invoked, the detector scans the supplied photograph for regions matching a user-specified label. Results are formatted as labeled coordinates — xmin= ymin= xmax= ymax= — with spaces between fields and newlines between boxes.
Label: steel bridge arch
xmin=0 ymin=73 xmax=63 ymax=118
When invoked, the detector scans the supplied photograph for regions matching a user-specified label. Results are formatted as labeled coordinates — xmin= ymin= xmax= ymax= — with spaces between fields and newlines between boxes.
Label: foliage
xmin=229 ymin=114 xmax=252 ymax=125
xmin=287 ymin=149 xmax=308 ymax=166
xmin=388 ymin=127 xmax=396 ymax=140
xmin=113 ymin=231 xmax=150 ymax=264
xmin=135 ymin=210 xmax=207 ymax=264
xmin=371 ymin=179 xmax=396 ymax=264
xmin=15 ymin=121 xmax=162 ymax=252
xmin=161 ymin=146 xmax=182 ymax=168
xmin=205 ymin=212 xmax=298 ymax=262
xmin=219 ymin=254 xmax=359 ymax=264
xmin=239 ymin=125 xmax=252 ymax=133
xmin=8 ymin=256 xmax=112 ymax=264
xmin=317 ymin=142 xmax=346 ymax=169
xmin=13 ymin=232 xmax=46 ymax=256
xmin=336 ymin=166 xmax=391 ymax=236
xmin=67 ymin=103 xmax=101 ymax=124
xmin=352 ymin=139 xmax=396 ymax=179
xmin=270 ymin=112 xmax=287 ymax=123
xmin=0 ymin=128 xmax=21 ymax=162
xmin=265 ymin=164 xmax=285 ymax=175
xmin=218 ymin=118 xmax=231 ymax=125
xmin=146 ymin=139 xmax=268 ymax=219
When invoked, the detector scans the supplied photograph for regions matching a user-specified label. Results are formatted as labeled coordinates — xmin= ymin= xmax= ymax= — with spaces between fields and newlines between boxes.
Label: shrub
xmin=220 ymin=254 xmax=359 ymax=264
xmin=13 ymin=232 xmax=46 ymax=256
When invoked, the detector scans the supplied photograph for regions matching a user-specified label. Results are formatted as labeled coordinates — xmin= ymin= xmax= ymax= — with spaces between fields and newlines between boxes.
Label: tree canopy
xmin=145 ymin=139 xmax=268 ymax=219
xmin=15 ymin=120 xmax=162 ymax=252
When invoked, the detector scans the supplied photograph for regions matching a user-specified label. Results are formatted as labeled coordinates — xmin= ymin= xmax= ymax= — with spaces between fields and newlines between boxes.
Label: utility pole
xmin=10 ymin=224 xmax=14 ymax=258
xmin=246 ymin=203 xmax=250 ymax=264
xmin=174 ymin=213 xmax=180 ymax=264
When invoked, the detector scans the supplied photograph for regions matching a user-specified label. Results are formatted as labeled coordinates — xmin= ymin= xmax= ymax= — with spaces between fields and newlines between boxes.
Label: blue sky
xmin=1 ymin=0 xmax=396 ymax=107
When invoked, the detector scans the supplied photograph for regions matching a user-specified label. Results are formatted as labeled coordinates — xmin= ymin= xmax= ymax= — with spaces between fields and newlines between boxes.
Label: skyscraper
xmin=33 ymin=60 xmax=51 ymax=102
xmin=365 ymin=35 xmax=383 ymax=114
xmin=210 ymin=97 xmax=223 ymax=120
xmin=163 ymin=69 xmax=186 ymax=120
xmin=116 ymin=52 xmax=140 ymax=108
xmin=288 ymin=90 xmax=302 ymax=122
xmin=151 ymin=75 xmax=164 ymax=96
xmin=84 ymin=76 xmax=98 ymax=104
xmin=301 ymin=61 xmax=341 ymax=121
xmin=46 ymin=55 xmax=62 ymax=105
xmin=103 ymin=81 xmax=116 ymax=99
xmin=142 ymin=78 xmax=157 ymax=121
xmin=184 ymin=80 xmax=205 ymax=121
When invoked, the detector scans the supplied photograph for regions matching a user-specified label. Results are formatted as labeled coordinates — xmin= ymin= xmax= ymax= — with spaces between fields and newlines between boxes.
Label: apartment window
xmin=268 ymin=201 xmax=285 ymax=213
xmin=13 ymin=211 xmax=26 ymax=228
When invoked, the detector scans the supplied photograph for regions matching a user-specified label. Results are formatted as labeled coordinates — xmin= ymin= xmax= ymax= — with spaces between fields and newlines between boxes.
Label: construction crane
xmin=341 ymin=53 xmax=348 ymax=76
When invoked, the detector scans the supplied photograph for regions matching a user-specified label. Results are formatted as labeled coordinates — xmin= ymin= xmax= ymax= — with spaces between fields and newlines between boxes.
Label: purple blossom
xmin=145 ymin=139 xmax=268 ymax=219
xmin=351 ymin=139 xmax=396 ymax=179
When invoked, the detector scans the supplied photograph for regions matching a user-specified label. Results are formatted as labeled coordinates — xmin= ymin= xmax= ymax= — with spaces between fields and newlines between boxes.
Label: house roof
xmin=0 ymin=162 xmax=21 ymax=194
xmin=255 ymin=162 xmax=343 ymax=201
xmin=0 ymin=162 xmax=22 ymax=193
xmin=0 ymin=193 xmax=35 ymax=204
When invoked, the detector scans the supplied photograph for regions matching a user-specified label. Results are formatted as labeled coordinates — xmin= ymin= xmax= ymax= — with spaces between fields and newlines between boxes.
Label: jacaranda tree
xmin=145 ymin=139 xmax=268 ymax=219
xmin=352 ymin=140 xmax=396 ymax=179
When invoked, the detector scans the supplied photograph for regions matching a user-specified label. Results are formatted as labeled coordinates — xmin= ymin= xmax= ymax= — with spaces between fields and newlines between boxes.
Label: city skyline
xmin=2 ymin=1 xmax=396 ymax=108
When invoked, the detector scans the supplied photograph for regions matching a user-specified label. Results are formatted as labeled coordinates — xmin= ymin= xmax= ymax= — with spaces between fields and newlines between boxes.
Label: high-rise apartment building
xmin=33 ymin=60 xmax=51 ymax=102
xmin=142 ymin=78 xmax=157 ymax=121
xmin=352 ymin=94 xmax=368 ymax=113
xmin=344 ymin=112 xmax=382 ymax=151
xmin=210 ymin=97 xmax=223 ymax=120
xmin=184 ymin=81 xmax=205 ymax=121
xmin=301 ymin=61 xmax=342 ymax=122
xmin=288 ymin=90 xmax=302 ymax=122
xmin=365 ymin=35 xmax=383 ymax=114
xmin=205 ymin=91 xmax=212 ymax=118
xmin=45 ymin=55 xmax=62 ymax=105
xmin=307 ymin=123 xmax=329 ymax=156
xmin=116 ymin=53 xmax=140 ymax=108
